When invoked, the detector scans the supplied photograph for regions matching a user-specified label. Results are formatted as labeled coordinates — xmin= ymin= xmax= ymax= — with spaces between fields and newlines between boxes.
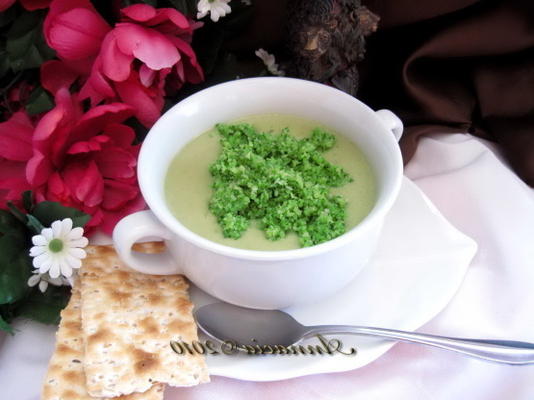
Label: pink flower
xmin=0 ymin=89 xmax=145 ymax=234
xmin=44 ymin=0 xmax=111 ymax=75
xmin=40 ymin=60 xmax=79 ymax=94
xmin=79 ymin=4 xmax=204 ymax=127
xmin=0 ymin=112 xmax=34 ymax=204
xmin=43 ymin=2 xmax=204 ymax=127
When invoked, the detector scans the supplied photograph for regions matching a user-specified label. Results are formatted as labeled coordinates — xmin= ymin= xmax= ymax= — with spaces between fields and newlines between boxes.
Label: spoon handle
xmin=303 ymin=325 xmax=534 ymax=365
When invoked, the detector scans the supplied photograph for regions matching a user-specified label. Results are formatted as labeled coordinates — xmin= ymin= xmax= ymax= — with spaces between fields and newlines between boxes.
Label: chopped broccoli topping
xmin=208 ymin=123 xmax=353 ymax=247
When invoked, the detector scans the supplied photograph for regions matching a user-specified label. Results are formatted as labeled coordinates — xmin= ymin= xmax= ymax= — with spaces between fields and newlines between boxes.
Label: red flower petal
xmin=101 ymin=179 xmax=139 ymax=210
xmin=44 ymin=171 xmax=75 ymax=206
xmin=121 ymin=6 xmax=193 ymax=40
xmin=169 ymin=36 xmax=204 ymax=83
xmin=82 ymin=207 xmax=104 ymax=234
xmin=0 ymin=158 xmax=30 ymax=204
xmin=33 ymin=88 xmax=82 ymax=168
xmin=174 ymin=60 xmax=185 ymax=82
xmin=51 ymin=89 xmax=85 ymax=165
xmin=71 ymin=102 xmax=134 ymax=143
xmin=120 ymin=3 xmax=157 ymax=22
xmin=139 ymin=64 xmax=157 ymax=87
xmin=79 ymin=59 xmax=116 ymax=105
xmin=0 ymin=112 xmax=34 ymax=161
xmin=100 ymin=189 xmax=145 ymax=235
xmin=40 ymin=60 xmax=79 ymax=94
xmin=150 ymin=8 xmax=192 ymax=31
xmin=114 ymin=23 xmax=180 ymax=70
xmin=48 ymin=8 xmax=110 ymax=60
xmin=66 ymin=135 xmax=110 ymax=154
xmin=44 ymin=0 xmax=110 ymax=51
xmin=26 ymin=150 xmax=53 ymax=187
xmin=114 ymin=78 xmax=162 ymax=128
xmin=95 ymin=146 xmax=136 ymax=180
xmin=32 ymin=104 xmax=64 ymax=147
xmin=101 ymin=123 xmax=135 ymax=147
xmin=60 ymin=58 xmax=94 ymax=76
xmin=100 ymin=32 xmax=134 ymax=82
xmin=62 ymin=160 xmax=103 ymax=207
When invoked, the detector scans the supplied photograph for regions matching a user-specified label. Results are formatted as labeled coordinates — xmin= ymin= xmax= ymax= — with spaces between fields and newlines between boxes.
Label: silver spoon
xmin=195 ymin=303 xmax=534 ymax=365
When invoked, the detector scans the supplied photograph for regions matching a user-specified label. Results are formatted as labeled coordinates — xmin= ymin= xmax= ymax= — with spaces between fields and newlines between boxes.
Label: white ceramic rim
xmin=138 ymin=77 xmax=404 ymax=261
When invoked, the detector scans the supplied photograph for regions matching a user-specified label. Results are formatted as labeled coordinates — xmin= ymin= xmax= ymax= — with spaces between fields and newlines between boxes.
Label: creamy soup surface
xmin=164 ymin=114 xmax=376 ymax=251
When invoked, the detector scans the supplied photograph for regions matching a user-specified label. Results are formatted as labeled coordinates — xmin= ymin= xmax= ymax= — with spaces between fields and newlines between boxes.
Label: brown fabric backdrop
xmin=358 ymin=0 xmax=534 ymax=186
xmin=228 ymin=0 xmax=534 ymax=186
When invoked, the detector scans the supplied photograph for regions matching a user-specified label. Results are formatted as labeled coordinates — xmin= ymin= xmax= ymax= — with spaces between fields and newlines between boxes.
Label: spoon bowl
xmin=195 ymin=302 xmax=305 ymax=347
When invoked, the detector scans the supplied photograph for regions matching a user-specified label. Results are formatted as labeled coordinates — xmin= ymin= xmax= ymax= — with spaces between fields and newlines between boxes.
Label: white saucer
xmin=189 ymin=177 xmax=478 ymax=381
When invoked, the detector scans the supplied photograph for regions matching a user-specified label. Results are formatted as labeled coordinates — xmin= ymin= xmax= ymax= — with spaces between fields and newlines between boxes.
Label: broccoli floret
xmin=208 ymin=124 xmax=353 ymax=247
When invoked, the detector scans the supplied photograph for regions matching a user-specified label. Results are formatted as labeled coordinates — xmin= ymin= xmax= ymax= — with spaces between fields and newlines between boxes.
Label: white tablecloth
xmin=1 ymin=133 xmax=533 ymax=399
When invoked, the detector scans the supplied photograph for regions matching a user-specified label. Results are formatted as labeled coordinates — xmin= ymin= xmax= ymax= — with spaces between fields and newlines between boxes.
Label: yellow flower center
xmin=48 ymin=238 xmax=64 ymax=253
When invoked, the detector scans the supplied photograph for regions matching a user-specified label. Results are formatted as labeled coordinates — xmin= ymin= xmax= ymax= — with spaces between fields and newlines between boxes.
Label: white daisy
xmin=255 ymin=48 xmax=285 ymax=76
xmin=27 ymin=270 xmax=70 ymax=293
xmin=197 ymin=0 xmax=232 ymax=22
xmin=29 ymin=218 xmax=88 ymax=280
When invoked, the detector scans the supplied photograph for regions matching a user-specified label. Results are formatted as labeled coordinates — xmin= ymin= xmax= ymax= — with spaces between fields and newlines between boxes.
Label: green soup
xmin=164 ymin=114 xmax=376 ymax=251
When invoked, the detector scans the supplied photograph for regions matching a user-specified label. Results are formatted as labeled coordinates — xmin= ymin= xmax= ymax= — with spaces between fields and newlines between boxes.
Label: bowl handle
xmin=375 ymin=109 xmax=404 ymax=141
xmin=112 ymin=210 xmax=181 ymax=275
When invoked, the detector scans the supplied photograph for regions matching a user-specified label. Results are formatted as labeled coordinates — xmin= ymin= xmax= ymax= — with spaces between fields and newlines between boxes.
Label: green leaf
xmin=0 ymin=302 xmax=18 ymax=323
xmin=6 ymin=10 xmax=55 ymax=72
xmin=0 ymin=209 xmax=26 ymax=239
xmin=31 ymin=202 xmax=91 ymax=228
xmin=7 ymin=201 xmax=28 ymax=225
xmin=0 ymin=5 xmax=17 ymax=28
xmin=25 ymin=86 xmax=54 ymax=115
xmin=0 ymin=237 xmax=32 ymax=304
xmin=16 ymin=286 xmax=70 ymax=325
xmin=26 ymin=214 xmax=45 ymax=234
xmin=0 ymin=50 xmax=10 ymax=79
xmin=0 ymin=313 xmax=13 ymax=334
xmin=22 ymin=190 xmax=34 ymax=213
